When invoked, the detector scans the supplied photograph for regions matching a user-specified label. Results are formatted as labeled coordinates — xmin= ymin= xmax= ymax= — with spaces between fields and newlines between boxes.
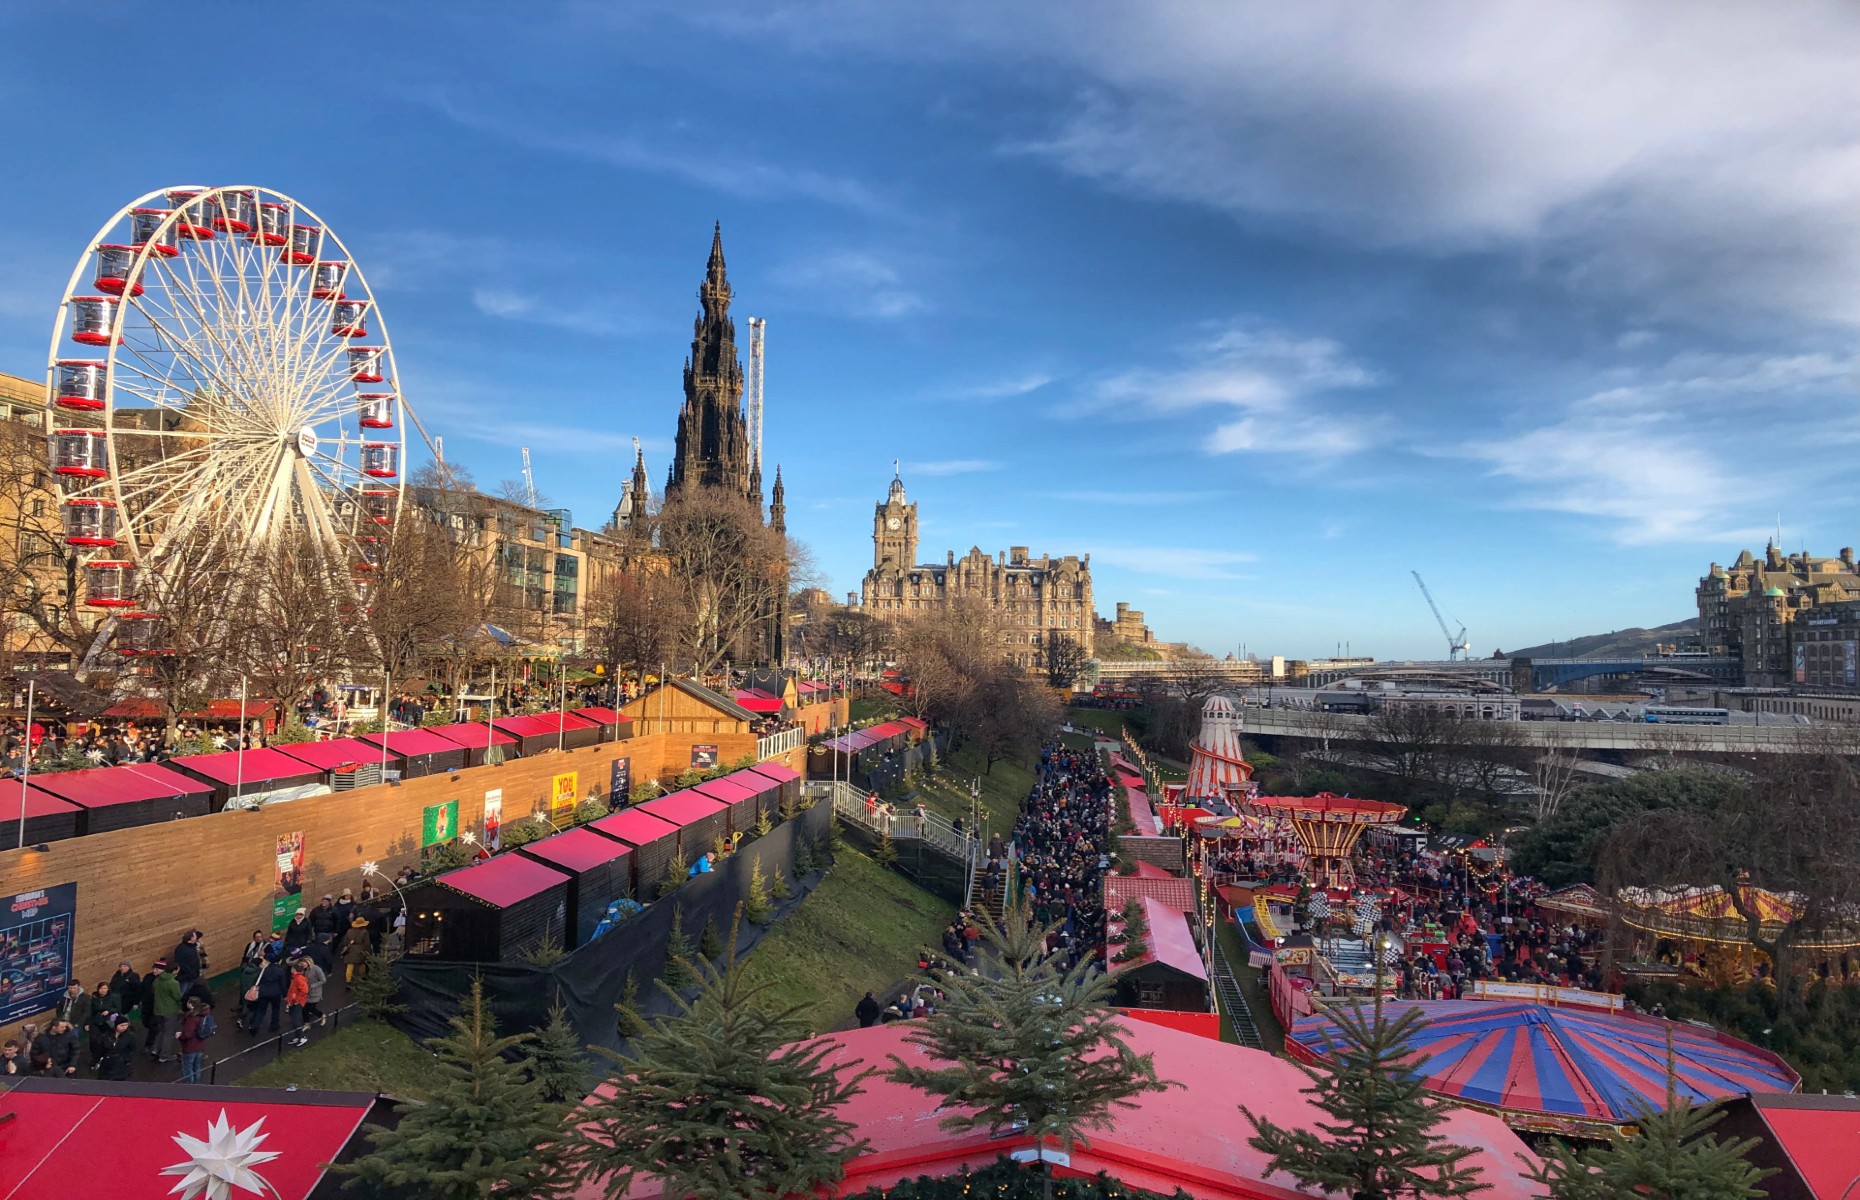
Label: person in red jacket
xmin=284 ymin=962 xmax=310 ymax=1047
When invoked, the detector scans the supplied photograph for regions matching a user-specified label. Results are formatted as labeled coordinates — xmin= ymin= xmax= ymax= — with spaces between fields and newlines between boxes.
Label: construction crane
xmin=1412 ymin=571 xmax=1472 ymax=660
xmin=745 ymin=316 xmax=765 ymax=477
xmin=520 ymin=447 xmax=539 ymax=509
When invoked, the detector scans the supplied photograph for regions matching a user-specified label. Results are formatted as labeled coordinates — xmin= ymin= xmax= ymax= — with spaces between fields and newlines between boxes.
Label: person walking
xmin=97 ymin=1016 xmax=137 ymax=1081
xmin=54 ymin=981 xmax=92 ymax=1044
xmin=854 ymin=991 xmax=881 ymax=1027
xmin=146 ymin=961 xmax=183 ymax=1063
xmin=339 ymin=915 xmax=373 ymax=984
xmin=33 ymin=1019 xmax=80 ymax=1078
xmin=86 ymin=985 xmax=117 ymax=1065
xmin=176 ymin=998 xmax=211 ymax=1083
xmin=244 ymin=953 xmax=285 ymax=1035
xmin=299 ymin=955 xmax=327 ymax=1027
xmin=284 ymin=961 xmax=310 ymax=1047
xmin=172 ymin=930 xmax=207 ymax=989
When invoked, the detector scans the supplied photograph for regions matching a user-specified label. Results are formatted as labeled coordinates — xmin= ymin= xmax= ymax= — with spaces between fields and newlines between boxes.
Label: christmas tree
xmin=576 ymin=908 xmax=872 ymax=1200
xmin=352 ymin=947 xmax=403 ymax=1022
xmin=873 ymin=829 xmax=898 ymax=868
xmin=699 ymin=915 xmax=724 ymax=960
xmin=338 ymin=978 xmax=572 ymax=1199
xmin=1111 ymin=900 xmax=1151 ymax=964
xmin=1243 ymin=994 xmax=1486 ymax=1200
xmin=528 ymin=1002 xmax=589 ymax=1104
xmin=662 ymin=848 xmax=688 ymax=895
xmin=662 ymin=907 xmax=698 ymax=991
xmin=744 ymin=859 xmax=773 ymax=923
xmin=614 ymin=970 xmax=647 ymax=1039
xmin=772 ymin=865 xmax=794 ymax=901
xmin=887 ymin=901 xmax=1173 ymax=1196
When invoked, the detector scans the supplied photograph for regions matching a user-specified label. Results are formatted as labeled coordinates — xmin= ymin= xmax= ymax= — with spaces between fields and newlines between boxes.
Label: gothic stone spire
xmin=666 ymin=223 xmax=753 ymax=505
xmin=769 ymin=464 xmax=786 ymax=535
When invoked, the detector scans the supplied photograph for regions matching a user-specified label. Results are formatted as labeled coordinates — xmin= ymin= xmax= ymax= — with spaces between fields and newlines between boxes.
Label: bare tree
xmin=1529 ymin=726 xmax=1584 ymax=821
xmin=0 ymin=419 xmax=94 ymax=668
xmin=1042 ymin=633 xmax=1091 ymax=690
xmin=134 ymin=531 xmax=244 ymax=739
xmin=655 ymin=487 xmax=796 ymax=673
xmin=1360 ymin=704 xmax=1452 ymax=799
xmin=590 ymin=564 xmax=686 ymax=692
xmin=239 ymin=535 xmax=366 ymax=719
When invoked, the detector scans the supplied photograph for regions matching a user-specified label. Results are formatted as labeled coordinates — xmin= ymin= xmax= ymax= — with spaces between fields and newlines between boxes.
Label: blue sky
xmin=5 ymin=3 xmax=1860 ymax=660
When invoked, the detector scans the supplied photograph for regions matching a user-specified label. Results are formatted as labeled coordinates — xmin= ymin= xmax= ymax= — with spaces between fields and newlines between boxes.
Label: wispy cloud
xmin=1048 ymin=489 xmax=1223 ymax=506
xmin=422 ymin=92 xmax=889 ymax=215
xmin=776 ymin=249 xmax=927 ymax=319
xmin=470 ymin=286 xmax=630 ymax=336
xmin=1078 ymin=321 xmax=1381 ymax=459
xmin=911 ymin=458 xmax=1002 ymax=477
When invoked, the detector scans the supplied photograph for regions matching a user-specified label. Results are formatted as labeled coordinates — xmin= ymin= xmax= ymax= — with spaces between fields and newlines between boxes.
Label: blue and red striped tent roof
xmin=1287 ymin=1000 xmax=1798 ymax=1132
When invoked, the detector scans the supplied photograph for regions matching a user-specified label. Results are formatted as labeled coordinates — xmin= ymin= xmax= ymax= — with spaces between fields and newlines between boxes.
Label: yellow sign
xmin=550 ymin=771 xmax=579 ymax=817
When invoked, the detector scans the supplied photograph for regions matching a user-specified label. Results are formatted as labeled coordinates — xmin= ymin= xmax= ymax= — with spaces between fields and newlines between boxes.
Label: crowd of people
xmin=1012 ymin=743 xmax=1113 ymax=972
xmin=2 ymin=886 xmax=405 ymax=1085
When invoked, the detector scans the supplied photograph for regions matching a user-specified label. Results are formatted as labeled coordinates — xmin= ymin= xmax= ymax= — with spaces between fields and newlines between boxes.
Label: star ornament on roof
xmin=161 ymin=1110 xmax=282 ymax=1200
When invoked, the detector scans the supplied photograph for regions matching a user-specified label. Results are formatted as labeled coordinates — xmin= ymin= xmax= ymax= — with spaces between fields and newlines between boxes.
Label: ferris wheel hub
xmin=296 ymin=427 xmax=319 ymax=457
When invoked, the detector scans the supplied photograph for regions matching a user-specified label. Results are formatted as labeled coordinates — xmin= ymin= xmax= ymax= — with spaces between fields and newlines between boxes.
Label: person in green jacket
xmin=145 ymin=961 xmax=183 ymax=1064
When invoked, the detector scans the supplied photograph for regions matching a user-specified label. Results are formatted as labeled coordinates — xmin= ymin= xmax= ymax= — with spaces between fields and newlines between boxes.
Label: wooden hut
xmin=691 ymin=775 xmax=764 ymax=837
xmin=166 ymin=747 xmax=327 ymax=810
xmin=570 ymin=706 xmax=630 ymax=741
xmin=518 ymin=827 xmax=635 ymax=947
xmin=275 ymin=737 xmax=390 ymax=789
xmin=746 ymin=761 xmax=802 ymax=815
xmin=1106 ymin=897 xmax=1211 ymax=1015
xmin=588 ymin=808 xmax=682 ymax=901
xmin=637 ymin=792 xmax=731 ymax=864
xmin=491 ymin=712 xmax=603 ymax=756
xmin=27 ymin=763 xmax=212 ymax=834
xmin=358 ymin=729 xmax=469 ymax=778
xmin=402 ymin=854 xmax=571 ymax=963
xmin=427 ymin=721 xmax=520 ymax=767
xmin=0 ymin=781 xmax=81 ymax=850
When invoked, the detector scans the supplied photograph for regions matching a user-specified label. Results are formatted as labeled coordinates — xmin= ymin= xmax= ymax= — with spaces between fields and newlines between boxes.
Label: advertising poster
xmin=691 ymin=744 xmax=718 ymax=770
xmin=422 ymin=799 xmax=460 ymax=847
xmin=1846 ymin=640 xmax=1856 ymax=687
xmin=272 ymin=832 xmax=305 ymax=932
xmin=610 ymin=757 xmax=631 ymax=803
xmin=0 ymin=883 xmax=78 ymax=1026
xmin=1794 ymin=644 xmax=1807 ymax=684
xmin=483 ymin=788 xmax=503 ymax=851
xmin=551 ymin=771 xmax=579 ymax=820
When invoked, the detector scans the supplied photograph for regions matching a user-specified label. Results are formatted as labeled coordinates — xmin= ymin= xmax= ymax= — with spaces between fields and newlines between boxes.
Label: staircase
xmin=1212 ymin=941 xmax=1264 ymax=1049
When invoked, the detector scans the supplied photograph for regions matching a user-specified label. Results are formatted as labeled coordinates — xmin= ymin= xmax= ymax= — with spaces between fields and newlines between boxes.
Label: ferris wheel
xmin=43 ymin=185 xmax=422 ymax=658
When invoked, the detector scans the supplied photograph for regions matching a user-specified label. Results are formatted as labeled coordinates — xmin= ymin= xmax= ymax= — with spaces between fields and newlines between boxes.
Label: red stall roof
xmin=4 ymin=780 xmax=80 ymax=820
xmin=428 ymin=721 xmax=519 ymax=751
xmin=493 ymin=712 xmax=597 ymax=740
xmin=521 ymin=826 xmax=633 ymax=874
xmin=638 ymin=792 xmax=729 ymax=831
xmin=589 ymin=807 xmax=681 ymax=848
xmin=1747 ymin=1093 xmax=1860 ymax=1199
xmin=275 ymin=737 xmax=385 ymax=772
xmin=721 ymin=767 xmax=777 ymax=796
xmin=692 ymin=777 xmax=759 ymax=806
xmin=747 ymin=761 xmax=800 ymax=785
xmin=359 ymin=728 xmax=472 ymax=758
xmin=167 ymin=747 xmax=324 ymax=787
xmin=440 ymin=853 xmax=570 ymax=909
xmin=570 ymin=706 xmax=628 ymax=727
xmin=1108 ymin=896 xmax=1208 ymax=982
xmin=898 ymin=716 xmax=928 ymax=733
xmin=0 ymin=1080 xmax=375 ymax=1200
xmin=27 ymin=762 xmax=211 ymax=810
xmin=732 ymin=689 xmax=785 ymax=714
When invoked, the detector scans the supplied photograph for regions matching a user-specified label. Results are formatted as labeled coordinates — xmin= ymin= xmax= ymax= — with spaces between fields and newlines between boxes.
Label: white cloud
xmin=911 ymin=458 xmax=1001 ymax=476
xmin=472 ymin=288 xmax=534 ymax=318
xmin=953 ymin=372 xmax=1056 ymax=400
xmin=742 ymin=2 xmax=1860 ymax=326
xmin=1081 ymin=321 xmax=1380 ymax=458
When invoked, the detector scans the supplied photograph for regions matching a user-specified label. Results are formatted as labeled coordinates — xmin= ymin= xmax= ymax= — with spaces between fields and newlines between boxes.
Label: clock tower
xmin=873 ymin=462 xmax=918 ymax=567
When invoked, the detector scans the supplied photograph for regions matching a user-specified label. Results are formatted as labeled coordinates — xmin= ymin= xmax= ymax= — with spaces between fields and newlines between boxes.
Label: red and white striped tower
xmin=1185 ymin=694 xmax=1255 ymax=803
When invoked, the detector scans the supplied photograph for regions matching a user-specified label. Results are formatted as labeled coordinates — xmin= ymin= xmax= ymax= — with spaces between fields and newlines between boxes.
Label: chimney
xmin=1010 ymin=546 xmax=1029 ymax=565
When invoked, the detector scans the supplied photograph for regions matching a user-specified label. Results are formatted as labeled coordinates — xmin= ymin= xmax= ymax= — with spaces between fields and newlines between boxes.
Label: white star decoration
xmin=161 ymin=1110 xmax=282 ymax=1200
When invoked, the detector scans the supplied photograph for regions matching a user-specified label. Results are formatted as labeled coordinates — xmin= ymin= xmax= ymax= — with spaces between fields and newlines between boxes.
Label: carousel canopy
xmin=1616 ymin=884 xmax=1860 ymax=950
xmin=1288 ymin=999 xmax=1799 ymax=1133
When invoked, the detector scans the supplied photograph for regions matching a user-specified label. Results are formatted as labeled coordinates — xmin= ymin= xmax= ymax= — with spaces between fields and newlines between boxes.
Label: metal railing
xmin=819 ymin=779 xmax=980 ymax=867
xmin=757 ymin=725 xmax=805 ymax=761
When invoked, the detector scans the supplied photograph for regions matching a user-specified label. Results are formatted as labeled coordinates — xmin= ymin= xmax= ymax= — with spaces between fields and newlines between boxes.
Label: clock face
xmin=887 ymin=516 xmax=901 ymax=530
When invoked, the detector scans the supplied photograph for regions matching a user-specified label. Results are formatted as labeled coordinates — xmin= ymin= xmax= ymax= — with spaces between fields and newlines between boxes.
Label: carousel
xmin=1614 ymin=884 xmax=1860 ymax=985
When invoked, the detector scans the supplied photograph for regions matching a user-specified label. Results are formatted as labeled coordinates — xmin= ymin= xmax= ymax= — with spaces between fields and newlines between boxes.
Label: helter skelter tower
xmin=1184 ymin=694 xmax=1256 ymax=803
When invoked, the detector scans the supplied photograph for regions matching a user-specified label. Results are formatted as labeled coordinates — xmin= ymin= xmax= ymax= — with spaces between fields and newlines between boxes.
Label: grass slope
xmin=236 ymin=1017 xmax=440 ymax=1100
xmin=911 ymin=742 xmax=1036 ymax=832
xmin=741 ymin=845 xmax=955 ymax=1035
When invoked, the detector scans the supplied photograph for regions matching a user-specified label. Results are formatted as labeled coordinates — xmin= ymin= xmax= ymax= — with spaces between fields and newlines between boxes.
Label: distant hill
xmin=1504 ymin=619 xmax=1698 ymax=660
